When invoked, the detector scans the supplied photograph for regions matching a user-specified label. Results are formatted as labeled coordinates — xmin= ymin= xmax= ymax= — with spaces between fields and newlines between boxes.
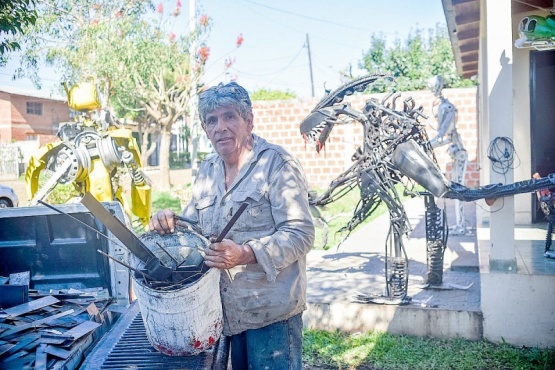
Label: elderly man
xmin=149 ymin=82 xmax=314 ymax=369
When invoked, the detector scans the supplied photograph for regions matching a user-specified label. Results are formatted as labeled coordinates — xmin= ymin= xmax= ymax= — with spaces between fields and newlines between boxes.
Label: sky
xmin=0 ymin=0 xmax=447 ymax=99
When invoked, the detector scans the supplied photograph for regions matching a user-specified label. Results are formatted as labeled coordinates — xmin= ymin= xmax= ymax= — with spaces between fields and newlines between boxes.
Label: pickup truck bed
xmin=0 ymin=203 xmax=228 ymax=369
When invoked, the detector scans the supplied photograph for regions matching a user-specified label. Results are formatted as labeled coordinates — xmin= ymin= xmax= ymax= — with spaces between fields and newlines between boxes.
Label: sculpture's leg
xmin=423 ymin=194 xmax=447 ymax=286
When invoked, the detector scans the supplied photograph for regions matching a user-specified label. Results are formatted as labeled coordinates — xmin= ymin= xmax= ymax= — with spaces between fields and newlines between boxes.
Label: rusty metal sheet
xmin=0 ymin=296 xmax=60 ymax=318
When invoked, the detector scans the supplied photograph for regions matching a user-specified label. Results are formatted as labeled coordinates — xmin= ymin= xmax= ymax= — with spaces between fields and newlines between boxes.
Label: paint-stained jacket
xmin=182 ymin=134 xmax=315 ymax=335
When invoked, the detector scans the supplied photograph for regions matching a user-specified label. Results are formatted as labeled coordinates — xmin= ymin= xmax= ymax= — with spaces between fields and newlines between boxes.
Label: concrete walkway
xmin=304 ymin=196 xmax=484 ymax=340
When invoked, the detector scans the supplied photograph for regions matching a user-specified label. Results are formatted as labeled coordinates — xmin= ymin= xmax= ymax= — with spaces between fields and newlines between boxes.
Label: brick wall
xmin=2 ymin=93 xmax=69 ymax=145
xmin=252 ymin=87 xmax=479 ymax=189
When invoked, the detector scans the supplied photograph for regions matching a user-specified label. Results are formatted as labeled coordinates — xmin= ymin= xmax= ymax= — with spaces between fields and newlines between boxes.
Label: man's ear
xmin=246 ymin=113 xmax=254 ymax=131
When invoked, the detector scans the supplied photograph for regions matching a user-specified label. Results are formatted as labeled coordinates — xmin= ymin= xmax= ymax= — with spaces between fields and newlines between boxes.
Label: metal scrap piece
xmin=0 ymin=309 xmax=74 ymax=339
xmin=0 ymin=296 xmax=60 ymax=319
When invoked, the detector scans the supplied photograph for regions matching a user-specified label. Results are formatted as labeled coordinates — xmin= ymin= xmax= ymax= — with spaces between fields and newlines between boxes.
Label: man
xmin=149 ymin=82 xmax=315 ymax=369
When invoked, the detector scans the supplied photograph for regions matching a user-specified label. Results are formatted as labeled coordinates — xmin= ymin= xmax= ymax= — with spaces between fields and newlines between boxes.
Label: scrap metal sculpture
xmin=428 ymin=75 xmax=469 ymax=236
xmin=25 ymin=81 xmax=152 ymax=228
xmin=300 ymin=75 xmax=555 ymax=304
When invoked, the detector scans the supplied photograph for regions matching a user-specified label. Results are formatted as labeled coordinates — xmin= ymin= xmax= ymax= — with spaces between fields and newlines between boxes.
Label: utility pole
xmin=305 ymin=33 xmax=315 ymax=98
xmin=189 ymin=0 xmax=200 ymax=182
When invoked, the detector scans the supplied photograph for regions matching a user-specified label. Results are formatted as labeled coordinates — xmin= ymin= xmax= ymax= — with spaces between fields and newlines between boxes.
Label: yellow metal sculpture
xmin=25 ymin=80 xmax=152 ymax=228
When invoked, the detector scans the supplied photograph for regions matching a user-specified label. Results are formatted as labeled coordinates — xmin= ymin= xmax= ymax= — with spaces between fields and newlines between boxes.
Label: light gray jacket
xmin=183 ymin=134 xmax=315 ymax=335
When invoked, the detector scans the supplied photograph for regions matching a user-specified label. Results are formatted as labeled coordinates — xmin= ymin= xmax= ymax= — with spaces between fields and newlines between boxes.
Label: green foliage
xmin=0 ymin=0 xmax=37 ymax=65
xmin=359 ymin=25 xmax=476 ymax=92
xmin=151 ymin=190 xmax=182 ymax=214
xmin=303 ymin=329 xmax=555 ymax=369
xmin=250 ymin=88 xmax=297 ymax=101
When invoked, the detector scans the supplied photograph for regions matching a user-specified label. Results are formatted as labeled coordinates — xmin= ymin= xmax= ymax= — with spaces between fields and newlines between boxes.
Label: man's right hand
xmin=149 ymin=209 xmax=177 ymax=235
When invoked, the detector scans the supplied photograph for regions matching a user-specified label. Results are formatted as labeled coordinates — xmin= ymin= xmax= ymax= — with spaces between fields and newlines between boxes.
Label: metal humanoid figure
xmin=300 ymin=75 xmax=555 ymax=304
xmin=26 ymin=81 xmax=152 ymax=228
xmin=427 ymin=75 xmax=469 ymax=235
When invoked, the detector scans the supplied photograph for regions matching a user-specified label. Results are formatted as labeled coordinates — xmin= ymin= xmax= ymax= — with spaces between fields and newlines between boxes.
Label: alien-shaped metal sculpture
xmin=300 ymin=75 xmax=555 ymax=304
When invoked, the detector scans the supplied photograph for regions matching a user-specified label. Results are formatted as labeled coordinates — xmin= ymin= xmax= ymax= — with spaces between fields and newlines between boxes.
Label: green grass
xmin=302 ymin=329 xmax=555 ymax=370
xmin=151 ymin=190 xmax=182 ymax=213
xmin=312 ymin=184 xmax=415 ymax=249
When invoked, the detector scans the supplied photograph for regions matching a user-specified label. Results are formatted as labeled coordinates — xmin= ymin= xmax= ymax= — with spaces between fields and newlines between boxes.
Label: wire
xmin=487 ymin=137 xmax=520 ymax=175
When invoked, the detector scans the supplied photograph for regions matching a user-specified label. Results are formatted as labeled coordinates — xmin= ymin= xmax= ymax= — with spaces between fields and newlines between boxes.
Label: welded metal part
xmin=423 ymin=194 xmax=447 ymax=286
xmin=80 ymin=193 xmax=173 ymax=281
xmin=301 ymin=75 xmax=555 ymax=304
xmin=300 ymin=75 xmax=431 ymax=303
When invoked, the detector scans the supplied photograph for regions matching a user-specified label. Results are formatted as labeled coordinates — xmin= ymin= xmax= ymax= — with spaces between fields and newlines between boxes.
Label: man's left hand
xmin=204 ymin=239 xmax=257 ymax=269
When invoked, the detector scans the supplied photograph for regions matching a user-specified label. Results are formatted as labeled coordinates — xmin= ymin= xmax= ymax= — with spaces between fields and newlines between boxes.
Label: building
xmin=0 ymin=85 xmax=69 ymax=146
xmin=442 ymin=0 xmax=555 ymax=347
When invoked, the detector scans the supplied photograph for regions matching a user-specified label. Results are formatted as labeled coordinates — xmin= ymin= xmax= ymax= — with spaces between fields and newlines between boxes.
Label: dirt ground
xmin=1 ymin=168 xmax=192 ymax=207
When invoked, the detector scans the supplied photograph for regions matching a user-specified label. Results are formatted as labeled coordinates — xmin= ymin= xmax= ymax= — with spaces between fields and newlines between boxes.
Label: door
xmin=530 ymin=49 xmax=555 ymax=223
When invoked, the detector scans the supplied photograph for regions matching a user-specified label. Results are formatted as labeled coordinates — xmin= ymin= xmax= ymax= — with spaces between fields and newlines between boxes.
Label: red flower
xmin=91 ymin=18 xmax=99 ymax=26
xmin=169 ymin=32 xmax=176 ymax=41
xmin=176 ymin=0 xmax=182 ymax=7
xmin=199 ymin=14 xmax=210 ymax=27
xmin=236 ymin=33 xmax=244 ymax=48
xmin=197 ymin=45 xmax=210 ymax=63
xmin=225 ymin=58 xmax=235 ymax=69
xmin=156 ymin=2 xmax=163 ymax=14
xmin=115 ymin=11 xmax=122 ymax=18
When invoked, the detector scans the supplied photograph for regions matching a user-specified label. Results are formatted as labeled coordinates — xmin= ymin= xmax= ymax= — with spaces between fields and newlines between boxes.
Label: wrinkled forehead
xmin=205 ymin=105 xmax=240 ymax=118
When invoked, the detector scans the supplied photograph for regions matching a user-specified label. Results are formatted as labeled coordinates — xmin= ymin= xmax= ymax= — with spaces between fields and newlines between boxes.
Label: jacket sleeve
xmin=247 ymin=158 xmax=315 ymax=282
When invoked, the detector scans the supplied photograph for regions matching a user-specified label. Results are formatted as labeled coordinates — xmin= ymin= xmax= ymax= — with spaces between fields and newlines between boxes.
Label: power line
xmin=241 ymin=0 xmax=375 ymax=31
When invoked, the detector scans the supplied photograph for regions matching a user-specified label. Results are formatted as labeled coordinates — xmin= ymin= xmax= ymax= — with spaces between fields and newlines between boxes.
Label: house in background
xmin=442 ymin=0 xmax=555 ymax=347
xmin=0 ymin=85 xmax=70 ymax=177
xmin=0 ymin=85 xmax=69 ymax=145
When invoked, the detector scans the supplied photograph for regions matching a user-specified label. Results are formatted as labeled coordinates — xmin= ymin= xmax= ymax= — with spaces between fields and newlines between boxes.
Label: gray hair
xmin=198 ymin=82 xmax=252 ymax=125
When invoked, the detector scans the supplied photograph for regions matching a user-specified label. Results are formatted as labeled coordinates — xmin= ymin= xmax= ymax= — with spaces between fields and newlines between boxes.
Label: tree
xmin=0 ymin=0 xmax=37 ymax=66
xmin=356 ymin=24 xmax=475 ymax=92
xmin=14 ymin=0 xmax=212 ymax=191
xmin=250 ymin=88 xmax=297 ymax=101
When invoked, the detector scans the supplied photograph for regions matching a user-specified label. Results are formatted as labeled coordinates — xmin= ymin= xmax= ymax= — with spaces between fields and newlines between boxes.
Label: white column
xmin=484 ymin=0 xmax=516 ymax=272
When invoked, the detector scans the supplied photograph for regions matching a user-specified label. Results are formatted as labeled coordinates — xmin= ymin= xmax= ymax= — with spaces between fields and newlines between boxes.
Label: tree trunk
xmin=158 ymin=127 xmax=172 ymax=191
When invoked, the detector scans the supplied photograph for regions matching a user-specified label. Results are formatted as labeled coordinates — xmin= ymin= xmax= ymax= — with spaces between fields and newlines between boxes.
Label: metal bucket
xmin=132 ymin=228 xmax=223 ymax=356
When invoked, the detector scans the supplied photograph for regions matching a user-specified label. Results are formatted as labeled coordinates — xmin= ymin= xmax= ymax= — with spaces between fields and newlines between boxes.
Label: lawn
xmin=148 ymin=189 xmax=555 ymax=370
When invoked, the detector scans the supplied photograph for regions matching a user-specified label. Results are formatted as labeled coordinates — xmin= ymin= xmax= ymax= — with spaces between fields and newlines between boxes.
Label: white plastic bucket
xmin=132 ymin=267 xmax=223 ymax=356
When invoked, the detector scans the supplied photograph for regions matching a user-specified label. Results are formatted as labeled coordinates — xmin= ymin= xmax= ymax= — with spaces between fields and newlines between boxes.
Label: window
xmin=26 ymin=102 xmax=43 ymax=115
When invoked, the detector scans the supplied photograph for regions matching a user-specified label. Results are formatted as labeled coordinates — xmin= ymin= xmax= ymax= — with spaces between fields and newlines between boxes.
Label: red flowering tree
xmin=14 ymin=0 xmax=213 ymax=190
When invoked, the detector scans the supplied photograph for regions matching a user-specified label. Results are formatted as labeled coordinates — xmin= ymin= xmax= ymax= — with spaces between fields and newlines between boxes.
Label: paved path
xmin=306 ymin=196 xmax=481 ymax=312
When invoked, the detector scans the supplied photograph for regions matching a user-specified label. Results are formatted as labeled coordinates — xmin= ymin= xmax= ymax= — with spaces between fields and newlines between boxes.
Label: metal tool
xmin=174 ymin=202 xmax=249 ymax=276
xmin=80 ymin=193 xmax=174 ymax=281
xmin=215 ymin=202 xmax=249 ymax=242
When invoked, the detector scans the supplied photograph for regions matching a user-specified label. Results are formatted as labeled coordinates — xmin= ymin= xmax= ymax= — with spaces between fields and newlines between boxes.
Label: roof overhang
xmin=441 ymin=0 xmax=554 ymax=79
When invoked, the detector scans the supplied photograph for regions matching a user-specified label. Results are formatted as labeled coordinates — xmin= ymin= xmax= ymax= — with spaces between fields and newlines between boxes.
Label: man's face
xmin=203 ymin=106 xmax=253 ymax=158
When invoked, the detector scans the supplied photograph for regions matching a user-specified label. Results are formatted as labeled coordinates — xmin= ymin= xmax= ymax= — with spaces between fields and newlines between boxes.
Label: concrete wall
xmin=252 ymin=87 xmax=479 ymax=190
xmin=481 ymin=273 xmax=555 ymax=347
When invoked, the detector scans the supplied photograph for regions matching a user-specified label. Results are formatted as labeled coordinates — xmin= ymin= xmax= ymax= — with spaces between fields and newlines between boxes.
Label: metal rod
xmin=156 ymin=242 xmax=179 ymax=265
xmin=96 ymin=249 xmax=157 ymax=281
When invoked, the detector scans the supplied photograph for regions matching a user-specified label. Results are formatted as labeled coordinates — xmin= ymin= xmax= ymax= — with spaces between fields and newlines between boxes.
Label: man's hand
xmin=149 ymin=209 xmax=177 ymax=235
xmin=204 ymin=239 xmax=257 ymax=269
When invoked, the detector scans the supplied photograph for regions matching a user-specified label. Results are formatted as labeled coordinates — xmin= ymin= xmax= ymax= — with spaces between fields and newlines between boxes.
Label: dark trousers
xmin=229 ymin=313 xmax=302 ymax=370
